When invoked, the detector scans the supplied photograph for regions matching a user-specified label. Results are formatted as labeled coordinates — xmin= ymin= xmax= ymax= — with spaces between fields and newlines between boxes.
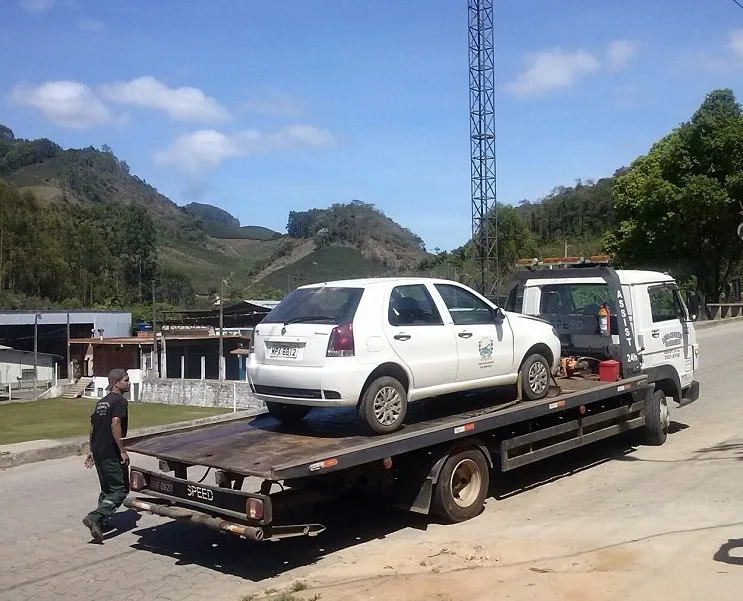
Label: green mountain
xmin=0 ymin=125 xmax=432 ymax=310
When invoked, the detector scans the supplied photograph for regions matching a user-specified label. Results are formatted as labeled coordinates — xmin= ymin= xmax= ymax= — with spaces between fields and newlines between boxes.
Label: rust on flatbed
xmin=124 ymin=375 xmax=647 ymax=480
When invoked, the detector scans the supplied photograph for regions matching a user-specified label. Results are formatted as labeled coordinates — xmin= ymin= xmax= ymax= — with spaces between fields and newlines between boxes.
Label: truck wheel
xmin=520 ymin=354 xmax=551 ymax=401
xmin=358 ymin=376 xmax=407 ymax=435
xmin=265 ymin=401 xmax=311 ymax=423
xmin=431 ymin=448 xmax=490 ymax=523
xmin=644 ymin=389 xmax=669 ymax=445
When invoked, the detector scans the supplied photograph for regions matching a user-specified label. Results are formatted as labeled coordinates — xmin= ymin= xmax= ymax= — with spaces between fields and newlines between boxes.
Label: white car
xmin=248 ymin=277 xmax=562 ymax=435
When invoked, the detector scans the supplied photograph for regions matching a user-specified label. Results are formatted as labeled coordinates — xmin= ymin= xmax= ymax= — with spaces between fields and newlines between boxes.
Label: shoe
xmin=83 ymin=516 xmax=104 ymax=542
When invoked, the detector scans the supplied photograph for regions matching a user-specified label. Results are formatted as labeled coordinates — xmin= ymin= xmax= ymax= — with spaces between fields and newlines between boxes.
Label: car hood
xmin=504 ymin=311 xmax=553 ymax=328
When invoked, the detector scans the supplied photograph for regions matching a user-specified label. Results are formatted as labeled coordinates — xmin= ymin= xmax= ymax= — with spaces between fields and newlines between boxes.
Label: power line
xmin=732 ymin=0 xmax=743 ymax=10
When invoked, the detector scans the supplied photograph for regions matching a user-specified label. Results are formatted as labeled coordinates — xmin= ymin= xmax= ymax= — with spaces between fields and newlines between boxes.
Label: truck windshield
xmin=539 ymin=283 xmax=612 ymax=315
xmin=261 ymin=287 xmax=364 ymax=324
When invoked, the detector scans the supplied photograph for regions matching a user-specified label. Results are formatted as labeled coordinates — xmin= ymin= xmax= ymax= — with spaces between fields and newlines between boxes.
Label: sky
xmin=3 ymin=0 xmax=743 ymax=251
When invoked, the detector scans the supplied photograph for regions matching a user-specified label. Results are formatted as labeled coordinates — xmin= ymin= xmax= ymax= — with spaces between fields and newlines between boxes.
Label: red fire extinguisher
xmin=598 ymin=303 xmax=611 ymax=337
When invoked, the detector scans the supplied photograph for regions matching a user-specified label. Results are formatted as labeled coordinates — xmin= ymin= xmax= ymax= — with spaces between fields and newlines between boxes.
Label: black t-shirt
xmin=90 ymin=393 xmax=128 ymax=460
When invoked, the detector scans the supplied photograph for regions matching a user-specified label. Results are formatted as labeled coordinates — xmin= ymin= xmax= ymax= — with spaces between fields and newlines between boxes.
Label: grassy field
xmin=0 ymin=398 xmax=231 ymax=446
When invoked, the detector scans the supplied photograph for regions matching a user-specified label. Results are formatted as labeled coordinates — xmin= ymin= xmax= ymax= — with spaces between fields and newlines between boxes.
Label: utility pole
xmin=152 ymin=279 xmax=159 ymax=378
xmin=218 ymin=279 xmax=225 ymax=381
xmin=66 ymin=312 xmax=70 ymax=381
xmin=33 ymin=313 xmax=39 ymax=398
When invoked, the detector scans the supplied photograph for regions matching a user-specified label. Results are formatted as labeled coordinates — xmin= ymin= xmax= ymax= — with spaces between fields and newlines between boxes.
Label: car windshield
xmin=261 ymin=287 xmax=364 ymax=324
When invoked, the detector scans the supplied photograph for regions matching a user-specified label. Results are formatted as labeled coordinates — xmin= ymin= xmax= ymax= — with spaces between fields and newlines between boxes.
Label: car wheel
xmin=358 ymin=376 xmax=408 ymax=435
xmin=520 ymin=353 xmax=551 ymax=401
xmin=265 ymin=401 xmax=311 ymax=423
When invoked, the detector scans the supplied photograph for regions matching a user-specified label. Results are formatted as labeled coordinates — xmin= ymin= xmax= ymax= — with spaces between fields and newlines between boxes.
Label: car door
xmin=433 ymin=283 xmax=515 ymax=383
xmin=381 ymin=283 xmax=458 ymax=391
xmin=642 ymin=283 xmax=692 ymax=386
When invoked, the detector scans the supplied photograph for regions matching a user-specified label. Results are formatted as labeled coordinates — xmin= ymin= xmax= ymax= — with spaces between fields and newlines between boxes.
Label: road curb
xmin=694 ymin=316 xmax=743 ymax=330
xmin=0 ymin=408 xmax=264 ymax=470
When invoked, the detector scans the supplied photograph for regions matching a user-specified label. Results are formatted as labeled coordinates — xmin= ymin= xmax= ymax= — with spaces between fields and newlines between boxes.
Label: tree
xmin=604 ymin=89 xmax=743 ymax=302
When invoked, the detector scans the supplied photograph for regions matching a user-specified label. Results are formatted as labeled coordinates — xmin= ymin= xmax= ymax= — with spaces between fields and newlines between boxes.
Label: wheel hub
xmin=528 ymin=361 xmax=548 ymax=395
xmin=450 ymin=458 xmax=482 ymax=508
xmin=373 ymin=386 xmax=403 ymax=426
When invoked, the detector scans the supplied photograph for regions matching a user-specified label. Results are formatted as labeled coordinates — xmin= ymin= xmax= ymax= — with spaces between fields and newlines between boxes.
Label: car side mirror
xmin=494 ymin=307 xmax=505 ymax=323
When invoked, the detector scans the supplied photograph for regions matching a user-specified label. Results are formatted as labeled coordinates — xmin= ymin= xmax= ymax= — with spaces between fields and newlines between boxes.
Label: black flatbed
xmin=125 ymin=375 xmax=648 ymax=481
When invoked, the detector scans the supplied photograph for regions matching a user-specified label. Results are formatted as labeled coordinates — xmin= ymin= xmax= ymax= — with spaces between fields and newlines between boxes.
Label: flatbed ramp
xmin=125 ymin=375 xmax=648 ymax=481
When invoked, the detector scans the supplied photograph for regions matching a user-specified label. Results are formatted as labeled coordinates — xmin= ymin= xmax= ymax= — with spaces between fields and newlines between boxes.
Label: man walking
xmin=82 ymin=368 xmax=130 ymax=542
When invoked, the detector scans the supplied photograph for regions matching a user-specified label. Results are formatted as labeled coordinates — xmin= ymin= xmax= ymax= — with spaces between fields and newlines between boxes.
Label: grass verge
xmin=0 ymin=397 xmax=231 ymax=445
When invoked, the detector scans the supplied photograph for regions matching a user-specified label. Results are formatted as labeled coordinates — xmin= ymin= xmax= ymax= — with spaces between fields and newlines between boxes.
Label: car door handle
xmin=394 ymin=334 xmax=411 ymax=341
xmin=458 ymin=331 xmax=473 ymax=339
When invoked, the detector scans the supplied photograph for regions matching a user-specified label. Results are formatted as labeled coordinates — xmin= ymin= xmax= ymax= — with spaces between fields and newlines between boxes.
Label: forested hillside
xmin=2 ymin=86 xmax=741 ymax=312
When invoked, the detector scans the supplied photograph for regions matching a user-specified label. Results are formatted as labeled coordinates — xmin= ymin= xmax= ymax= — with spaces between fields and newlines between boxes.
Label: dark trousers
xmin=87 ymin=458 xmax=129 ymax=526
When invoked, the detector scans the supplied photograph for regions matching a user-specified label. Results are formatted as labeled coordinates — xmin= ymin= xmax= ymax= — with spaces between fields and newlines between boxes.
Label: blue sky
xmin=3 ymin=0 xmax=743 ymax=251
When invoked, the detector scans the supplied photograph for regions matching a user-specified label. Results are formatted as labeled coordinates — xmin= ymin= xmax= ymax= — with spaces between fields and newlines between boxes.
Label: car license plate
xmin=270 ymin=345 xmax=298 ymax=359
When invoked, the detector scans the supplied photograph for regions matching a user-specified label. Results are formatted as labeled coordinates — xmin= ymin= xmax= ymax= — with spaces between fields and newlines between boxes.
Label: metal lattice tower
xmin=468 ymin=0 xmax=498 ymax=298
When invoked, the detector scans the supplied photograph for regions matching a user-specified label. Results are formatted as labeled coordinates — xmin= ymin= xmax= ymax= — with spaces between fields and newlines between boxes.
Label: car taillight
xmin=247 ymin=498 xmax=264 ymax=520
xmin=327 ymin=321 xmax=354 ymax=357
xmin=130 ymin=470 xmax=147 ymax=491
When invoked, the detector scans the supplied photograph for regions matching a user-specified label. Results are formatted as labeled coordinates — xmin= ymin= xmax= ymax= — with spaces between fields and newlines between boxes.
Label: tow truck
xmin=122 ymin=258 xmax=700 ymax=542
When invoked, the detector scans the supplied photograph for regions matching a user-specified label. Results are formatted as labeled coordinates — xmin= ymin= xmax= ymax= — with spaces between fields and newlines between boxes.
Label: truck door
xmin=643 ymin=284 xmax=693 ymax=387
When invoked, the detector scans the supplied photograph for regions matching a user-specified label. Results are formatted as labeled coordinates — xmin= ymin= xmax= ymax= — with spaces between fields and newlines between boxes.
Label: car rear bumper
xmin=247 ymin=360 xmax=368 ymax=407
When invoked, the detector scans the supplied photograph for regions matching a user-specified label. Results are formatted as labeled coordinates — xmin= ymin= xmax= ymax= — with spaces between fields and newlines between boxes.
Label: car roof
xmin=296 ymin=277 xmax=461 ymax=289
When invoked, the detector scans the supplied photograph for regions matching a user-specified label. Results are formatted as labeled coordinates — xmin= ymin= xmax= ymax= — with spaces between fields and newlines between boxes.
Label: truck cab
xmin=505 ymin=256 xmax=700 ymax=408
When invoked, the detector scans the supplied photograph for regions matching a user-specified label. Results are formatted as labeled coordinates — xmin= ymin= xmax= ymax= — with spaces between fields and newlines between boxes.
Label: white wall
xmin=0 ymin=350 xmax=56 ymax=386
xmin=92 ymin=368 xmax=143 ymax=400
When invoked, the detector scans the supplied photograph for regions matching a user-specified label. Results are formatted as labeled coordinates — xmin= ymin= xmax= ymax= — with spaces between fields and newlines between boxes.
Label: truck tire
xmin=431 ymin=448 xmax=490 ymax=523
xmin=644 ymin=389 xmax=669 ymax=446
xmin=520 ymin=353 xmax=551 ymax=401
xmin=358 ymin=376 xmax=407 ymax=435
xmin=265 ymin=401 xmax=311 ymax=423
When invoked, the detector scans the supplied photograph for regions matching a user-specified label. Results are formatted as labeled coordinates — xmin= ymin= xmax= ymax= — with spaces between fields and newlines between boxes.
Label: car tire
xmin=520 ymin=353 xmax=551 ymax=401
xmin=265 ymin=401 xmax=311 ymax=423
xmin=643 ymin=388 xmax=669 ymax=446
xmin=431 ymin=448 xmax=490 ymax=523
xmin=358 ymin=376 xmax=408 ymax=435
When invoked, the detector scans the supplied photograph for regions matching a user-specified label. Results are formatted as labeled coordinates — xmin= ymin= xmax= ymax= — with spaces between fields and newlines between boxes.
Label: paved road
xmin=1 ymin=322 xmax=742 ymax=601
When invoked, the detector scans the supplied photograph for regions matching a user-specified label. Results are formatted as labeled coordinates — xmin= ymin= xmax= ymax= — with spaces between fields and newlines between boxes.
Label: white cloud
xmin=100 ymin=76 xmax=230 ymax=122
xmin=8 ymin=80 xmax=111 ymax=128
xmin=239 ymin=90 xmax=303 ymax=118
xmin=154 ymin=126 xmax=337 ymax=175
xmin=19 ymin=0 xmax=77 ymax=12
xmin=607 ymin=40 xmax=641 ymax=69
xmin=506 ymin=48 xmax=600 ymax=99
xmin=78 ymin=16 xmax=106 ymax=33
xmin=19 ymin=0 xmax=55 ymax=12
xmin=727 ymin=29 xmax=743 ymax=61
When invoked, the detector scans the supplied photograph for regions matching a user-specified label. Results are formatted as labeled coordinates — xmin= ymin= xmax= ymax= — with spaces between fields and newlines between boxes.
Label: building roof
xmin=0 ymin=345 xmax=62 ymax=359
xmin=70 ymin=337 xmax=154 ymax=346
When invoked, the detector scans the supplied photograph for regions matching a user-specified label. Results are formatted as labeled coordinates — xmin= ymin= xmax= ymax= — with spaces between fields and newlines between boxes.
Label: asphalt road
xmin=1 ymin=322 xmax=742 ymax=601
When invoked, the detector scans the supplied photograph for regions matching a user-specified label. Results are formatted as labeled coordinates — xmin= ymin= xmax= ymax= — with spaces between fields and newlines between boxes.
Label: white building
xmin=0 ymin=345 xmax=60 ymax=391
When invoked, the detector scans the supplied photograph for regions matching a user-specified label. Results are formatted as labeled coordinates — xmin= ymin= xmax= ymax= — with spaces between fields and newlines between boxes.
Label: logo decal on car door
xmin=478 ymin=337 xmax=494 ymax=368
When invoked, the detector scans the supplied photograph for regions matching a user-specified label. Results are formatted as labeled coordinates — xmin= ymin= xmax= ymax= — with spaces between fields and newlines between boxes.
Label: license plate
xmin=269 ymin=345 xmax=298 ymax=358
xmin=147 ymin=474 xmax=248 ymax=515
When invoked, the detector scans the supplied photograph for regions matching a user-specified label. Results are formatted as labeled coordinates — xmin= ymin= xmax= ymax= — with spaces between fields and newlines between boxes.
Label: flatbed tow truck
xmin=123 ymin=260 xmax=699 ymax=543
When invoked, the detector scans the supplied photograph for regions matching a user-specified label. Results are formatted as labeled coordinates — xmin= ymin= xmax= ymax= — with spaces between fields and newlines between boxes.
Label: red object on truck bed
xmin=599 ymin=359 xmax=620 ymax=382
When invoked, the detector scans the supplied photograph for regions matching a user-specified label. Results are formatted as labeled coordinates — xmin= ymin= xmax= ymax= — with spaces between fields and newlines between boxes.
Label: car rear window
xmin=261 ymin=287 xmax=364 ymax=324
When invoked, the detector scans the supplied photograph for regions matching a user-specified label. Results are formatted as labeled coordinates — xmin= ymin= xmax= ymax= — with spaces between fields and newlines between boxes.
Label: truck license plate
xmin=270 ymin=345 xmax=298 ymax=359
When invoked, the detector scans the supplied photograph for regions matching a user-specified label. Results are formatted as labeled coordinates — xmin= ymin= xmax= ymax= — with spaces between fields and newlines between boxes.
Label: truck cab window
xmin=649 ymin=286 xmax=686 ymax=323
xmin=539 ymin=283 xmax=611 ymax=315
